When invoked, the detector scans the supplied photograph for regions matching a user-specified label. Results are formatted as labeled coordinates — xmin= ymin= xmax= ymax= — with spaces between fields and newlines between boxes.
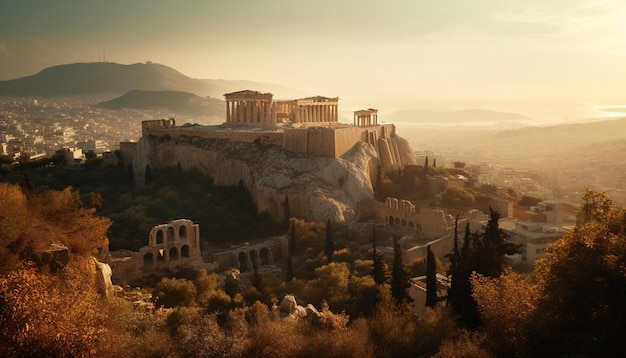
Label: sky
xmin=1 ymin=0 xmax=626 ymax=122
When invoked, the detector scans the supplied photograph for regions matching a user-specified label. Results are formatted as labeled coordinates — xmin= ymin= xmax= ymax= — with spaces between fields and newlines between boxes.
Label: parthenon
xmin=224 ymin=90 xmax=339 ymax=125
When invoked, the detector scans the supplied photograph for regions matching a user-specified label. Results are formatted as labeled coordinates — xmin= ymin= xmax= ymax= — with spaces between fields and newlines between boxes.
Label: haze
xmin=1 ymin=0 xmax=626 ymax=122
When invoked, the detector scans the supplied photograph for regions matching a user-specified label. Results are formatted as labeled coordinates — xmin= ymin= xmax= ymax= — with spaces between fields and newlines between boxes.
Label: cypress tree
xmin=283 ymin=195 xmax=290 ymax=229
xmin=390 ymin=237 xmax=412 ymax=305
xmin=289 ymin=219 xmax=297 ymax=255
xmin=424 ymin=156 xmax=429 ymax=175
xmin=372 ymin=225 xmax=387 ymax=285
xmin=285 ymin=251 xmax=294 ymax=282
xmin=426 ymin=245 xmax=437 ymax=307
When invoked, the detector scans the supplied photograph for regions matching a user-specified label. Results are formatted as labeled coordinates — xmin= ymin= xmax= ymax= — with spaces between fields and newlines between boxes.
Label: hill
xmin=388 ymin=108 xmax=531 ymax=124
xmin=97 ymin=90 xmax=225 ymax=118
xmin=0 ymin=62 xmax=306 ymax=98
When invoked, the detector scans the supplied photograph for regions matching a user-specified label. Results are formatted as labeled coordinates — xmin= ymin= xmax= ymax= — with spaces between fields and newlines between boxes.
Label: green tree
xmin=528 ymin=189 xmax=626 ymax=357
xmin=371 ymin=226 xmax=388 ymax=285
xmin=153 ymin=277 xmax=198 ymax=308
xmin=426 ymin=245 xmax=437 ymax=307
xmin=390 ymin=237 xmax=411 ymax=305
xmin=325 ymin=219 xmax=335 ymax=262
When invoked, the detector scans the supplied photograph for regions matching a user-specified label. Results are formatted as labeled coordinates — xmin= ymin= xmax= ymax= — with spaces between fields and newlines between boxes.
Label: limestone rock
xmin=94 ymin=258 xmax=114 ymax=298
xmin=133 ymin=135 xmax=384 ymax=222
xmin=39 ymin=243 xmax=70 ymax=273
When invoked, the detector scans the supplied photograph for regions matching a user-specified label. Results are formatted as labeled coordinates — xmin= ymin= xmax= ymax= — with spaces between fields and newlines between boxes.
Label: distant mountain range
xmin=97 ymin=90 xmax=225 ymax=118
xmin=388 ymin=108 xmax=531 ymax=124
xmin=0 ymin=62 xmax=305 ymax=98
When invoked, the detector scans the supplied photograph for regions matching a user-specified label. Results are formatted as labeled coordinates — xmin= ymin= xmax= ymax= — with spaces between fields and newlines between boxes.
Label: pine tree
xmin=390 ymin=237 xmax=412 ymax=305
xmin=426 ymin=245 xmax=437 ymax=307
xmin=325 ymin=219 xmax=334 ymax=261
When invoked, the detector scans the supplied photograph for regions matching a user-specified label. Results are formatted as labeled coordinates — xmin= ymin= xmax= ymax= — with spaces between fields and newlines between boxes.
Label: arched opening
xmin=157 ymin=249 xmax=166 ymax=263
xmin=401 ymin=219 xmax=407 ymax=227
xmin=169 ymin=247 xmax=178 ymax=261
xmin=260 ymin=248 xmax=269 ymax=266
xmin=416 ymin=224 xmax=423 ymax=232
xmin=179 ymin=225 xmax=187 ymax=240
xmin=181 ymin=245 xmax=190 ymax=258
xmin=156 ymin=230 xmax=164 ymax=245
xmin=388 ymin=216 xmax=394 ymax=225
xmin=143 ymin=252 xmax=154 ymax=266
xmin=238 ymin=252 xmax=248 ymax=272
xmin=394 ymin=217 xmax=400 ymax=225
xmin=409 ymin=221 xmax=415 ymax=229
xmin=168 ymin=227 xmax=175 ymax=241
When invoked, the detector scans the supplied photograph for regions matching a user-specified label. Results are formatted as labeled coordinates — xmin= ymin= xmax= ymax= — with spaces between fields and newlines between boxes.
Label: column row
xmin=294 ymin=104 xmax=339 ymax=124
xmin=226 ymin=100 xmax=274 ymax=123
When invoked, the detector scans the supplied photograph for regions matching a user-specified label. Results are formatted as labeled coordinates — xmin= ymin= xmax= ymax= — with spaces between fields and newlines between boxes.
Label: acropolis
xmin=129 ymin=90 xmax=406 ymax=171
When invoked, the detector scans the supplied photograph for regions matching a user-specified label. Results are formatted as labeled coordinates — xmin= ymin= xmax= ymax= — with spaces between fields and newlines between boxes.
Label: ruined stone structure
xmin=383 ymin=197 xmax=456 ymax=239
xmin=108 ymin=219 xmax=208 ymax=284
xmin=224 ymin=90 xmax=339 ymax=125
xmin=354 ymin=109 xmax=378 ymax=127
xmin=210 ymin=237 xmax=284 ymax=272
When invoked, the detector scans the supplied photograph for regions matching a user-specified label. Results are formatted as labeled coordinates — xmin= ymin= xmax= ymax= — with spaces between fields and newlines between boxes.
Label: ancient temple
xmin=224 ymin=90 xmax=339 ymax=125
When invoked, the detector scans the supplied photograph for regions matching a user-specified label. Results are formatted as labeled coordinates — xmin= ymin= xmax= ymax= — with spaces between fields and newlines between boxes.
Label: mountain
xmin=388 ymin=108 xmax=531 ymax=124
xmin=98 ymin=90 xmax=225 ymax=118
xmin=0 ymin=62 xmax=306 ymax=99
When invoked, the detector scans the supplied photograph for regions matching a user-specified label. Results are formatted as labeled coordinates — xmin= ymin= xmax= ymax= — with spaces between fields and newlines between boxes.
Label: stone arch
xmin=238 ymin=252 xmax=249 ymax=272
xmin=401 ymin=219 xmax=407 ymax=227
xmin=168 ymin=226 xmax=175 ymax=242
xmin=156 ymin=230 xmax=164 ymax=245
xmin=168 ymin=117 xmax=176 ymax=126
xmin=169 ymin=247 xmax=179 ymax=261
xmin=179 ymin=225 xmax=187 ymax=240
xmin=388 ymin=216 xmax=394 ymax=225
xmin=143 ymin=252 xmax=154 ymax=266
xmin=157 ymin=249 xmax=166 ymax=263
xmin=181 ymin=244 xmax=190 ymax=258
xmin=260 ymin=248 xmax=269 ymax=266
xmin=394 ymin=217 xmax=400 ymax=225
xmin=409 ymin=221 xmax=415 ymax=229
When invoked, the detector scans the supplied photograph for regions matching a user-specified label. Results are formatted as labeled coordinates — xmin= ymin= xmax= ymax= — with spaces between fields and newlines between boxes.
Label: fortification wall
xmin=147 ymin=128 xmax=284 ymax=146
xmin=119 ymin=142 xmax=137 ymax=168
xmin=283 ymin=128 xmax=309 ymax=154
xmin=306 ymin=128 xmax=336 ymax=157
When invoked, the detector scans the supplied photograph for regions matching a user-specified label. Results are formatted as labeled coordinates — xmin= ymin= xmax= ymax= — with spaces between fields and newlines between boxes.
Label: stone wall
xmin=108 ymin=219 xmax=208 ymax=285
xmin=210 ymin=237 xmax=285 ymax=272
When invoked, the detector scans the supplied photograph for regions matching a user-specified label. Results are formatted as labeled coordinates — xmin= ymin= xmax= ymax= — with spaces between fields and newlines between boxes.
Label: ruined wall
xmin=210 ymin=237 xmax=285 ymax=271
xmin=108 ymin=219 xmax=208 ymax=285
xmin=147 ymin=127 xmax=284 ymax=146
xmin=119 ymin=142 xmax=137 ymax=168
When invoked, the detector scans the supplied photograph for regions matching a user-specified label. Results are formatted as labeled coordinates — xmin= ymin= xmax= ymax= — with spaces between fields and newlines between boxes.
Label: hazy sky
xmin=1 ymin=0 xmax=625 ymax=121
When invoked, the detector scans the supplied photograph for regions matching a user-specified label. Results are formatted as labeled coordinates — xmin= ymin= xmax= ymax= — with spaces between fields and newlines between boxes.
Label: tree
xmin=426 ymin=245 xmax=437 ymax=307
xmin=325 ymin=219 xmax=334 ymax=262
xmin=371 ymin=226 xmax=388 ymax=285
xmin=153 ymin=277 xmax=198 ymax=308
xmin=285 ymin=252 xmax=294 ymax=282
xmin=289 ymin=219 xmax=297 ymax=255
xmin=283 ymin=195 xmax=290 ymax=229
xmin=447 ymin=223 xmax=480 ymax=329
xmin=527 ymin=190 xmax=626 ymax=357
xmin=424 ymin=156 xmax=429 ymax=174
xmin=390 ymin=237 xmax=411 ymax=305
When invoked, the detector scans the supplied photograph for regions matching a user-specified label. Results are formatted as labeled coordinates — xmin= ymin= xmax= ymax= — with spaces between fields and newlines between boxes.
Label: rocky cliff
xmin=133 ymin=135 xmax=385 ymax=222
